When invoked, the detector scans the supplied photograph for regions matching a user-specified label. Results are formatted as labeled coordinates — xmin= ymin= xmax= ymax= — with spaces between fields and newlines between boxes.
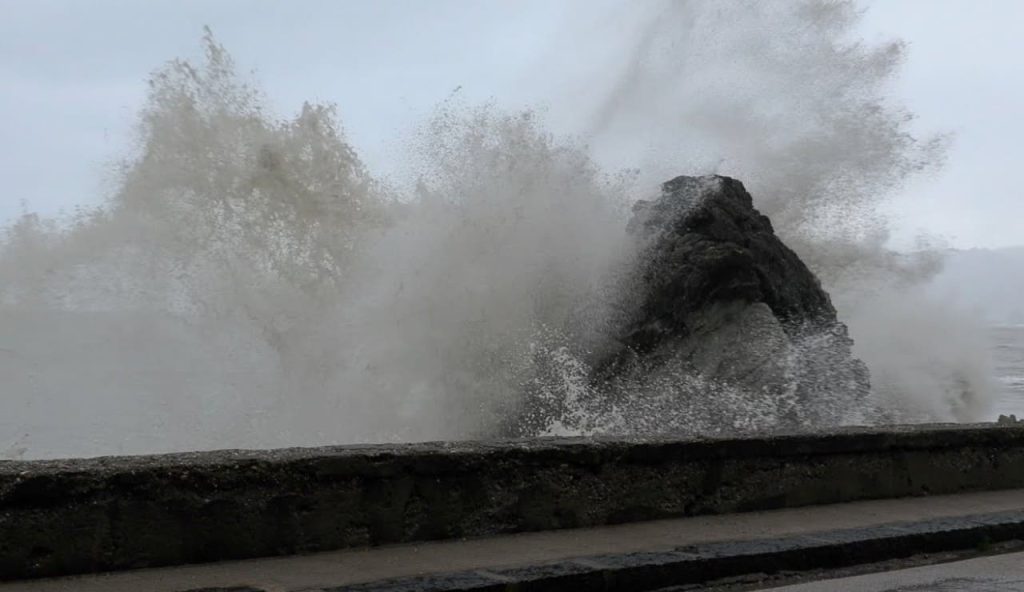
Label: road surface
xmin=762 ymin=551 xmax=1024 ymax=591
xmin=2 ymin=489 xmax=1022 ymax=592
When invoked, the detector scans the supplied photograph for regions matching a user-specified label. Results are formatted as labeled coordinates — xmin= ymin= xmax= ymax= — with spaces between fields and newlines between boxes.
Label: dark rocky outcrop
xmin=621 ymin=175 xmax=836 ymax=350
xmin=597 ymin=175 xmax=869 ymax=429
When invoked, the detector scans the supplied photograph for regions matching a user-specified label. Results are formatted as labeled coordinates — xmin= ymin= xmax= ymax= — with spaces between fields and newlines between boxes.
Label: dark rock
xmin=599 ymin=175 xmax=870 ymax=429
xmin=622 ymin=176 xmax=833 ymax=347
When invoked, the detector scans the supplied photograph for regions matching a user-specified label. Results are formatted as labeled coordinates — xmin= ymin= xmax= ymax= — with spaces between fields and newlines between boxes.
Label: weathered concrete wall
xmin=2 ymin=424 xmax=1023 ymax=581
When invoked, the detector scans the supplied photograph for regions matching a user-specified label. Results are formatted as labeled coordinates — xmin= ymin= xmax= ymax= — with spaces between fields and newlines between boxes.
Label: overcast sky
xmin=1 ymin=0 xmax=1021 ymax=249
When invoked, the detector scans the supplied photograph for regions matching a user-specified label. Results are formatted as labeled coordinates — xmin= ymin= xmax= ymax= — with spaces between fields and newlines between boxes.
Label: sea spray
xmin=546 ymin=0 xmax=992 ymax=421
xmin=0 ymin=1 xmax=993 ymax=459
xmin=0 ymin=37 xmax=636 ymax=455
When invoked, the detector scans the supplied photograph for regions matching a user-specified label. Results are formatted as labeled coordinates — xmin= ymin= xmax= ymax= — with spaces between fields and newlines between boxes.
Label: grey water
xmin=991 ymin=325 xmax=1024 ymax=418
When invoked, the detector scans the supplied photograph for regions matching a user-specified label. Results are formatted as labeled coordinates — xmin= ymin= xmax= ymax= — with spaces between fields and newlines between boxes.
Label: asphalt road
xmin=761 ymin=551 xmax=1024 ymax=591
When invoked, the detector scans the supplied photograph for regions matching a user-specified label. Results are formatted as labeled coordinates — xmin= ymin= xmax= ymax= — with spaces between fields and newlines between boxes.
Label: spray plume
xmin=0 ymin=3 xmax=991 ymax=459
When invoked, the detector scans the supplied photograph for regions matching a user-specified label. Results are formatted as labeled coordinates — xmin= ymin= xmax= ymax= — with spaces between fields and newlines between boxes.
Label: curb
xmin=251 ymin=510 xmax=1024 ymax=592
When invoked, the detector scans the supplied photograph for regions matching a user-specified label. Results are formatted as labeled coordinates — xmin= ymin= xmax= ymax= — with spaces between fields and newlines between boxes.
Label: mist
xmin=0 ymin=1 xmax=998 ymax=459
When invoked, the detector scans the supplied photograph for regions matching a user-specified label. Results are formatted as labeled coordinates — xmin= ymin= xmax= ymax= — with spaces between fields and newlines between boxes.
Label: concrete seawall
xmin=2 ymin=424 xmax=1023 ymax=581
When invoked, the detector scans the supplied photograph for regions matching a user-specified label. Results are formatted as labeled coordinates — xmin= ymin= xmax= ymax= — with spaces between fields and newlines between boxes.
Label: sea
xmin=991 ymin=325 xmax=1024 ymax=418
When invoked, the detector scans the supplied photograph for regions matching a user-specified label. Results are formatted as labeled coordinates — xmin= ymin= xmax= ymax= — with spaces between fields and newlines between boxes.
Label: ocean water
xmin=991 ymin=325 xmax=1024 ymax=418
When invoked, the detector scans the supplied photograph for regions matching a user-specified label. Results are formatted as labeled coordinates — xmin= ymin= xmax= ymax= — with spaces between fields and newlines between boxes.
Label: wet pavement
xmin=762 ymin=551 xmax=1024 ymax=591
xmin=2 ymin=489 xmax=1022 ymax=592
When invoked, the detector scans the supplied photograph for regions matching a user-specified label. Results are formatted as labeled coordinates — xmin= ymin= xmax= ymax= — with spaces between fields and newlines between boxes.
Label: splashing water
xmin=0 ymin=3 xmax=993 ymax=459
xmin=558 ymin=0 xmax=991 ymax=424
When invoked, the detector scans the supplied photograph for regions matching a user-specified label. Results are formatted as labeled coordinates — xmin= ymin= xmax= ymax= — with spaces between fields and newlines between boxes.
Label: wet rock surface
xmin=598 ymin=175 xmax=870 ymax=428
